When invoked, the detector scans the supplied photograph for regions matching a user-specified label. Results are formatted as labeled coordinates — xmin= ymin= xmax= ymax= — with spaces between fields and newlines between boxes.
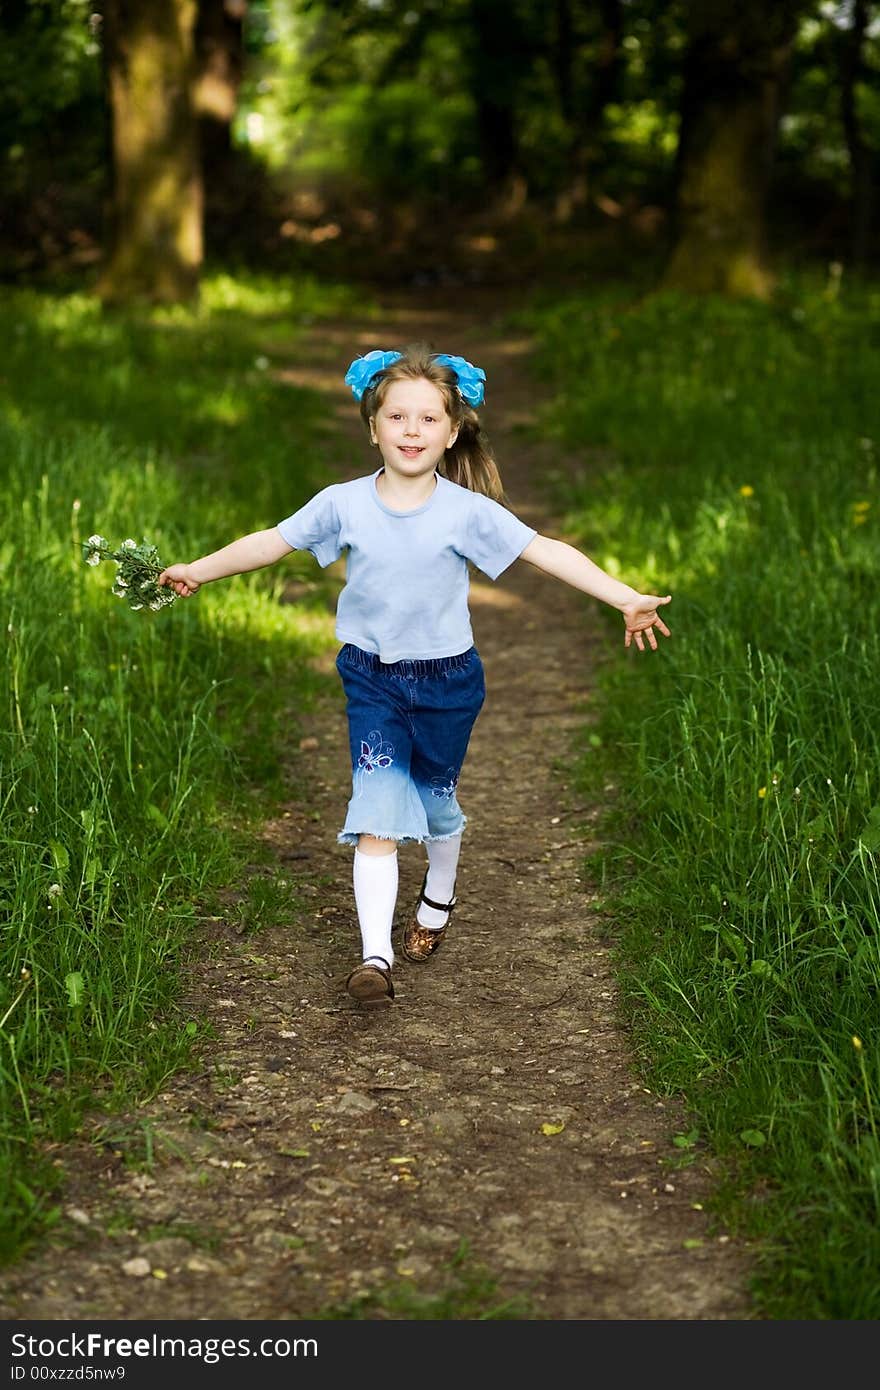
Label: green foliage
xmin=243 ymin=0 xmax=683 ymax=205
xmin=240 ymin=1 xmax=482 ymax=199
xmin=517 ymin=268 xmax=880 ymax=1318
xmin=0 ymin=273 xmax=359 ymax=1261
xmin=4 ymin=1 xmax=875 ymax=277
xmin=0 ymin=1 xmax=100 ymax=141
xmin=778 ymin=9 xmax=880 ymax=197
xmin=81 ymin=536 xmax=177 ymax=613
xmin=0 ymin=1 xmax=105 ymax=269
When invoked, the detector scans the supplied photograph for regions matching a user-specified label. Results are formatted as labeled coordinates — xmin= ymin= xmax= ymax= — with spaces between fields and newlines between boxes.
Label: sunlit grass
xmin=0 ymin=274 xmax=358 ymax=1260
xmin=517 ymin=266 xmax=880 ymax=1318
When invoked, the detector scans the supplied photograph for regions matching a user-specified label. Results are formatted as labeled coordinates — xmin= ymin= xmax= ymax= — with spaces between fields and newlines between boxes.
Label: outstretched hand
xmin=622 ymin=594 xmax=672 ymax=652
xmin=158 ymin=564 xmax=201 ymax=598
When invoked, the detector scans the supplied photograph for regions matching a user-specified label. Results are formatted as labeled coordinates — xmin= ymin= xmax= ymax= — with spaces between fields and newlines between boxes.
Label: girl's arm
xmin=158 ymin=528 xmax=293 ymax=597
xmin=520 ymin=534 xmax=672 ymax=652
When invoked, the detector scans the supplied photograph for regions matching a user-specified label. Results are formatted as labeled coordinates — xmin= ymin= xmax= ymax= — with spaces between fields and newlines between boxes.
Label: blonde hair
xmin=358 ymin=343 xmax=505 ymax=503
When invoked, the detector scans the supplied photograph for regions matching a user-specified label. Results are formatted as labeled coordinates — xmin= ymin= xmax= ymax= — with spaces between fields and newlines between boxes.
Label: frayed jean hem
xmin=337 ymin=815 xmax=467 ymax=849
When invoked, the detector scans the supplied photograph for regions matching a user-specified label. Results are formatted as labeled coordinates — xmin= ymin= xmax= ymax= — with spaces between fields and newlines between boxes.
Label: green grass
xmin=515 ymin=266 xmax=880 ymax=1319
xmin=0 ymin=272 xmax=369 ymax=1261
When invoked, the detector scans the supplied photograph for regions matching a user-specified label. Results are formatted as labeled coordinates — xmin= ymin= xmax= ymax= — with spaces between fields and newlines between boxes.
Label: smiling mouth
xmin=398 ymin=446 xmax=424 ymax=456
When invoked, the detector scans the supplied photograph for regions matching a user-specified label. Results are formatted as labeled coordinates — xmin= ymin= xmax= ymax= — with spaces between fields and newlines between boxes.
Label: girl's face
xmin=370 ymin=378 xmax=458 ymax=482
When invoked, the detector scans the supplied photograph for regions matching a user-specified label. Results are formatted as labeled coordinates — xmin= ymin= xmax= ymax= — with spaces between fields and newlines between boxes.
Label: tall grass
xmin=517 ymin=269 xmax=880 ymax=1318
xmin=0 ymin=275 xmax=363 ymax=1260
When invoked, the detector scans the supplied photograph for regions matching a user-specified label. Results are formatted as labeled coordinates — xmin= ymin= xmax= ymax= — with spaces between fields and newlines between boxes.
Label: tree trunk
xmin=553 ymin=0 xmax=624 ymax=220
xmin=194 ymin=0 xmax=246 ymax=186
xmin=840 ymin=0 xmax=873 ymax=268
xmin=581 ymin=1 xmax=624 ymax=158
xmin=662 ymin=1 xmax=803 ymax=298
xmin=97 ymin=0 xmax=202 ymax=305
xmin=466 ymin=0 xmax=525 ymax=205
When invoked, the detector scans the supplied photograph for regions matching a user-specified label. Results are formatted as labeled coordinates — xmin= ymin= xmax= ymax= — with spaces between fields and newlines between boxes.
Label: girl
xmin=158 ymin=344 xmax=671 ymax=1008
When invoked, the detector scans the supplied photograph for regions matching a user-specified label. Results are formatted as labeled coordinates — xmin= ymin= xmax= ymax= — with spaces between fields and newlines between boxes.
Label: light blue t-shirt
xmin=277 ymin=469 xmax=537 ymax=663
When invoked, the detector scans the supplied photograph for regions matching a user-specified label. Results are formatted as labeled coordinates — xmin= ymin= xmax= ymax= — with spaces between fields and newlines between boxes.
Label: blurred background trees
xmin=1 ymin=0 xmax=877 ymax=302
xmin=97 ymin=0 xmax=203 ymax=303
xmin=661 ymin=0 xmax=807 ymax=297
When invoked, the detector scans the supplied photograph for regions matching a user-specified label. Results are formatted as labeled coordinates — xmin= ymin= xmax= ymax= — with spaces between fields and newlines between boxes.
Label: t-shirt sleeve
xmin=276 ymin=485 xmax=345 ymax=568
xmin=461 ymin=493 xmax=538 ymax=580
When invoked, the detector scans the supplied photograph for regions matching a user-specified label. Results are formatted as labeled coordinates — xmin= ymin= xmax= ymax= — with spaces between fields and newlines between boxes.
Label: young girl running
xmin=159 ymin=344 xmax=671 ymax=1007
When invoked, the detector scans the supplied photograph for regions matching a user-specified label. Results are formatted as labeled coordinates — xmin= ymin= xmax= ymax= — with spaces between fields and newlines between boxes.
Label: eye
xmin=424 ymin=416 xmax=436 ymax=423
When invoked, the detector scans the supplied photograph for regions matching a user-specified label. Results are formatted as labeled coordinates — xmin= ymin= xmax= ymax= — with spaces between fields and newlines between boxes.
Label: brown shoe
xmin=401 ymin=873 xmax=456 ymax=963
xmin=345 ymin=957 xmax=394 ymax=1007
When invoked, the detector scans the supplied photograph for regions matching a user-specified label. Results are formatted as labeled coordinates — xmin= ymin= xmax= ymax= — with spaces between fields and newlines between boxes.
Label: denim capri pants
xmin=335 ymin=643 xmax=486 ymax=847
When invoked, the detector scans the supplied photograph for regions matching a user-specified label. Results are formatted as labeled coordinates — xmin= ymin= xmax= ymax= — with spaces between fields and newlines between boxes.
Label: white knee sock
xmin=417 ymin=833 xmax=462 ymax=929
xmin=353 ymin=848 xmax=398 ymax=967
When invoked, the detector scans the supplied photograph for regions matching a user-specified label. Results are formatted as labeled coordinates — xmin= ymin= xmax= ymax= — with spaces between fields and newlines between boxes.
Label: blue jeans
xmin=335 ymin=643 xmax=486 ymax=847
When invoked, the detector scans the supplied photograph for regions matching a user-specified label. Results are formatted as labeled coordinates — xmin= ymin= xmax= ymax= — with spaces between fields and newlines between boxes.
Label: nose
xmin=404 ymin=420 xmax=420 ymax=436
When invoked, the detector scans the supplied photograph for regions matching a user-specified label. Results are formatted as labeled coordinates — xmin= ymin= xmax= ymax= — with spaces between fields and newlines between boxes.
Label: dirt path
xmin=0 ymin=293 xmax=754 ymax=1322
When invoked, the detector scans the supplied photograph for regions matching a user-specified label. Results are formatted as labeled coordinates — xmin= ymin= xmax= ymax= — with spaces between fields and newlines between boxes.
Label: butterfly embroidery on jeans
xmin=358 ymin=738 xmax=394 ymax=774
xmin=430 ymin=770 xmax=459 ymax=799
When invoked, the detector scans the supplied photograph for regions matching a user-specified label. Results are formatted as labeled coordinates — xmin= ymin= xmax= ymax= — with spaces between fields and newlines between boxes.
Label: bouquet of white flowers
xmin=82 ymin=535 xmax=177 ymax=612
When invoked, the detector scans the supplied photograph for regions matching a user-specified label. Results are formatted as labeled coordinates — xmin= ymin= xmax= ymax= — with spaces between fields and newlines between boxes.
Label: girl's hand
xmin=158 ymin=563 xmax=201 ymax=598
xmin=622 ymin=594 xmax=672 ymax=652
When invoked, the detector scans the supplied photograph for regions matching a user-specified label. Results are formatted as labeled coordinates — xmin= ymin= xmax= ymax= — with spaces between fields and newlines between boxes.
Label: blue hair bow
xmin=344 ymin=349 xmax=403 ymax=401
xmin=343 ymin=349 xmax=487 ymax=406
xmin=432 ymin=353 xmax=486 ymax=407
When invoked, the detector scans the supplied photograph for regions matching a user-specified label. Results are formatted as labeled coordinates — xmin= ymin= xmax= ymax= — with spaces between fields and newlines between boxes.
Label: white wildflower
xmin=48 ymin=883 xmax=63 ymax=900
xmin=85 ymin=534 xmax=108 ymax=566
xmin=82 ymin=532 xmax=176 ymax=614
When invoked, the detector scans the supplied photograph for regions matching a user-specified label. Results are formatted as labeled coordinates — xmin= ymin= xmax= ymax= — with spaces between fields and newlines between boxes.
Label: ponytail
xmin=441 ymin=408 xmax=504 ymax=503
